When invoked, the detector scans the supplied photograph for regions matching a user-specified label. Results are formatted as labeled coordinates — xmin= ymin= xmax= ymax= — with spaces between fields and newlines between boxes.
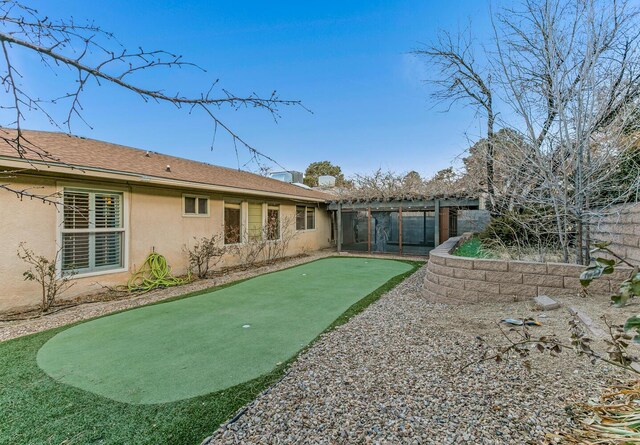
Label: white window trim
xmin=266 ymin=204 xmax=281 ymax=241
xmin=182 ymin=194 xmax=210 ymax=217
xmin=223 ymin=200 xmax=244 ymax=245
xmin=55 ymin=183 xmax=130 ymax=279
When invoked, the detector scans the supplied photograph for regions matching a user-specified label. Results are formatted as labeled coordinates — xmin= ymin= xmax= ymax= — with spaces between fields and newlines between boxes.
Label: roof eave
xmin=0 ymin=156 xmax=329 ymax=203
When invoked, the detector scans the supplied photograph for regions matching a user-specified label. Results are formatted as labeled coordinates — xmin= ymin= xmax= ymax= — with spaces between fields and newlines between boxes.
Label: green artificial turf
xmin=452 ymin=236 xmax=491 ymax=258
xmin=37 ymin=257 xmax=412 ymax=404
xmin=1 ymin=257 xmax=422 ymax=445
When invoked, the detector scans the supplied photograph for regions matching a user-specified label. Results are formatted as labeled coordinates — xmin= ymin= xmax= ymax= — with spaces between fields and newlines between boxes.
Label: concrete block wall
xmin=592 ymin=203 xmax=640 ymax=264
xmin=424 ymin=234 xmax=631 ymax=304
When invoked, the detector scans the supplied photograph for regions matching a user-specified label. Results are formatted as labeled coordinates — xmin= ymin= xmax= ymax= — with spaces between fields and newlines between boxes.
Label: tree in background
xmin=0 ymin=1 xmax=302 ymax=201
xmin=413 ymin=30 xmax=496 ymax=211
xmin=303 ymin=161 xmax=347 ymax=187
xmin=415 ymin=0 xmax=640 ymax=264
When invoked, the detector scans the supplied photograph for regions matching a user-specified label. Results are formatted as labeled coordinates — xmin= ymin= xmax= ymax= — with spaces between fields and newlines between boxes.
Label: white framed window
xmin=296 ymin=205 xmax=316 ymax=231
xmin=61 ymin=189 xmax=125 ymax=274
xmin=183 ymin=194 xmax=209 ymax=216
xmin=224 ymin=202 xmax=242 ymax=244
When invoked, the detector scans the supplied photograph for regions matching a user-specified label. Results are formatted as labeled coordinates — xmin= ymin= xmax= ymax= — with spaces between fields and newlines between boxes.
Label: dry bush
xmin=184 ymin=234 xmax=226 ymax=279
xmin=229 ymin=215 xmax=300 ymax=268
xmin=17 ymin=242 xmax=75 ymax=312
xmin=336 ymin=168 xmax=478 ymax=202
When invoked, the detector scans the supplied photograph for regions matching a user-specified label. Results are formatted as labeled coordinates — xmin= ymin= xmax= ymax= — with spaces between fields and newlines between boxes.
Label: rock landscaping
xmin=205 ymin=266 xmax=623 ymax=445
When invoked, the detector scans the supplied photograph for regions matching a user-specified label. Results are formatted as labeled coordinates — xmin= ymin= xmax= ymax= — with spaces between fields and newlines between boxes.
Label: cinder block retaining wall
xmin=593 ymin=203 xmax=640 ymax=264
xmin=424 ymin=234 xmax=631 ymax=304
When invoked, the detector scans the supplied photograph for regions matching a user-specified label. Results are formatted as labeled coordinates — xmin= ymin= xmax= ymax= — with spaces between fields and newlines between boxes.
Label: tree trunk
xmin=486 ymin=110 xmax=496 ymax=214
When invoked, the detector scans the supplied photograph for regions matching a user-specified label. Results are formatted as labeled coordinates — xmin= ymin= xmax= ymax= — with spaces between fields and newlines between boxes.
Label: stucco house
xmin=0 ymin=129 xmax=333 ymax=312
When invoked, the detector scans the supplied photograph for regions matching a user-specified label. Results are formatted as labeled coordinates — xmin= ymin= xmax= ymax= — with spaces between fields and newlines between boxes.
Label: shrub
xmin=232 ymin=215 xmax=300 ymax=268
xmin=184 ymin=234 xmax=225 ymax=279
xmin=479 ymin=209 xmax=566 ymax=250
xmin=17 ymin=242 xmax=75 ymax=312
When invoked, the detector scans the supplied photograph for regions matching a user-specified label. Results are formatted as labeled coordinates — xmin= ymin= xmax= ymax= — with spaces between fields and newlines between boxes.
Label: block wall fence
xmin=423 ymin=234 xmax=631 ymax=304
xmin=592 ymin=203 xmax=640 ymax=264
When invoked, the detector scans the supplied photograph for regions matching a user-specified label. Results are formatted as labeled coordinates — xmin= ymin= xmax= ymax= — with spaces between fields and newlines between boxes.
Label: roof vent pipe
xmin=166 ymin=165 xmax=171 ymax=172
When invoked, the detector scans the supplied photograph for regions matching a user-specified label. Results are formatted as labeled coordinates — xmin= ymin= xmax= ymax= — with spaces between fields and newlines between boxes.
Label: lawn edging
xmin=424 ymin=233 xmax=630 ymax=304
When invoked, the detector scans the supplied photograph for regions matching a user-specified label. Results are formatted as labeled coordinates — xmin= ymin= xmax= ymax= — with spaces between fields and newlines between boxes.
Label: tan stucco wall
xmin=0 ymin=176 xmax=332 ymax=312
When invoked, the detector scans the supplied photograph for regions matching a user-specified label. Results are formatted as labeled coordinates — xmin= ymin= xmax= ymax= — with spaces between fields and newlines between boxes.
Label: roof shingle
xmin=0 ymin=129 xmax=330 ymax=201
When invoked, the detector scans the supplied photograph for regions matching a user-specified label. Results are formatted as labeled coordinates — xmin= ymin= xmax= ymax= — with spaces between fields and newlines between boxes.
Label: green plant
xmin=453 ymin=236 xmax=490 ymax=258
xmin=17 ymin=242 xmax=76 ymax=312
xmin=580 ymin=241 xmax=640 ymax=307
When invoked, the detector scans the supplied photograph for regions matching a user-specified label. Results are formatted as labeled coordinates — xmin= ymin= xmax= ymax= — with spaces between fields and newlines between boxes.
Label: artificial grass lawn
xmin=452 ymin=236 xmax=492 ymax=258
xmin=38 ymin=257 xmax=413 ymax=404
xmin=1 ymin=257 xmax=422 ymax=445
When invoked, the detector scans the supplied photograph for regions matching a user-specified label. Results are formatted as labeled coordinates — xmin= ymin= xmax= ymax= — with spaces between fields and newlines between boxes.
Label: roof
xmin=0 ymin=129 xmax=331 ymax=202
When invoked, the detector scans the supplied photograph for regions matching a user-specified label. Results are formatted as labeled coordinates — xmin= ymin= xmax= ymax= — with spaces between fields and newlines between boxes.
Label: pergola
xmin=327 ymin=196 xmax=481 ymax=256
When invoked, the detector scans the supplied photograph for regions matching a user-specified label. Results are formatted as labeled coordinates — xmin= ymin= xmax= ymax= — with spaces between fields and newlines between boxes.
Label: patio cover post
xmin=336 ymin=204 xmax=342 ymax=253
xmin=434 ymin=199 xmax=440 ymax=246
xmin=399 ymin=207 xmax=403 ymax=255
xmin=367 ymin=207 xmax=371 ymax=253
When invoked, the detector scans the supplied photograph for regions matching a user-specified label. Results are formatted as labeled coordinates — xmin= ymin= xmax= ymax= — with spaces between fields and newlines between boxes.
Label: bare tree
xmin=418 ymin=0 xmax=640 ymax=264
xmin=0 ymin=1 xmax=302 ymax=200
xmin=413 ymin=30 xmax=496 ymax=211
xmin=335 ymin=168 xmax=478 ymax=203
xmin=491 ymin=0 xmax=640 ymax=263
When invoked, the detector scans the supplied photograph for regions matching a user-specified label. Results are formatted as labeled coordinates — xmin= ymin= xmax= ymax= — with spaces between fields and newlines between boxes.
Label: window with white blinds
xmin=61 ymin=189 xmax=125 ymax=274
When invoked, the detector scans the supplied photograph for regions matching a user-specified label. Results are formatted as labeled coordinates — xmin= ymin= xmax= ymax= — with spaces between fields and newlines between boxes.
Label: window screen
xmin=267 ymin=206 xmax=280 ymax=240
xmin=296 ymin=206 xmax=306 ymax=230
xmin=306 ymin=207 xmax=315 ymax=230
xmin=224 ymin=203 xmax=241 ymax=244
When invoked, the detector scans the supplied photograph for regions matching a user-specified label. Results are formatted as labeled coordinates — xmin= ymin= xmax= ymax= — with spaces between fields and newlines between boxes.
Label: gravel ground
xmin=205 ymin=266 xmax=622 ymax=445
xmin=556 ymin=292 xmax=640 ymax=330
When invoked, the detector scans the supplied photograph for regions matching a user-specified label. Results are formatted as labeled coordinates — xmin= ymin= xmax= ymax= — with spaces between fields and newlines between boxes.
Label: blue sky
xmin=17 ymin=0 xmax=497 ymax=178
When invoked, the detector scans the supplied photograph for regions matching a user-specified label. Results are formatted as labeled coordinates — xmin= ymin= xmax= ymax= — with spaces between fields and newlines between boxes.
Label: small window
xmin=267 ymin=206 xmax=280 ymax=240
xmin=296 ymin=205 xmax=316 ymax=231
xmin=306 ymin=207 xmax=315 ymax=230
xmin=184 ymin=195 xmax=208 ymax=216
xmin=224 ymin=203 xmax=241 ymax=244
xmin=198 ymin=197 xmax=208 ymax=215
xmin=296 ymin=206 xmax=306 ymax=230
